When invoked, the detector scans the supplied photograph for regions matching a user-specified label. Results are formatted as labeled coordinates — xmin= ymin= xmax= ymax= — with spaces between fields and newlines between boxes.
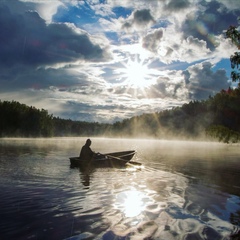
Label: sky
xmin=0 ymin=0 xmax=240 ymax=123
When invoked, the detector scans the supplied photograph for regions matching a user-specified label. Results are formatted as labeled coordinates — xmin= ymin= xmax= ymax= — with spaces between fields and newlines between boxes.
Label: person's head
xmin=86 ymin=139 xmax=91 ymax=146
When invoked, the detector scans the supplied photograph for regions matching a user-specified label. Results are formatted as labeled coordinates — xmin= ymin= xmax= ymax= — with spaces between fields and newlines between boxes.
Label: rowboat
xmin=69 ymin=150 xmax=136 ymax=168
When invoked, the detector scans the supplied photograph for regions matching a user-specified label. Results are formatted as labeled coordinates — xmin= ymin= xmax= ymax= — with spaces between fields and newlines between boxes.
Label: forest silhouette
xmin=1 ymin=85 xmax=240 ymax=143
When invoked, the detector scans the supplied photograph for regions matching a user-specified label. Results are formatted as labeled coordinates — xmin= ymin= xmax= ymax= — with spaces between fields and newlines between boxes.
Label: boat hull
xmin=69 ymin=150 xmax=135 ymax=168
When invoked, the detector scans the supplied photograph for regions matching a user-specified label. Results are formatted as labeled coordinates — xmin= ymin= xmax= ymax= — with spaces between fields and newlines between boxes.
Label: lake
xmin=0 ymin=138 xmax=240 ymax=240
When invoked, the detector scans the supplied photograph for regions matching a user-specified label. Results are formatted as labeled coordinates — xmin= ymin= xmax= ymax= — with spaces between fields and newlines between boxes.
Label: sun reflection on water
xmin=115 ymin=188 xmax=146 ymax=218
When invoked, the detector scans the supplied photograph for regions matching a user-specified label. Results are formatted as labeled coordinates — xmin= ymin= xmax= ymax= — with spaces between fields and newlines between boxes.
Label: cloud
xmin=181 ymin=0 xmax=240 ymax=50
xmin=217 ymin=0 xmax=240 ymax=10
xmin=122 ymin=9 xmax=155 ymax=31
xmin=4 ymin=0 xmax=63 ymax=23
xmin=142 ymin=29 xmax=164 ymax=53
xmin=164 ymin=0 xmax=191 ymax=12
xmin=0 ymin=2 xmax=111 ymax=69
xmin=141 ymin=27 xmax=211 ymax=64
xmin=0 ymin=65 xmax=89 ymax=93
xmin=183 ymin=61 xmax=229 ymax=99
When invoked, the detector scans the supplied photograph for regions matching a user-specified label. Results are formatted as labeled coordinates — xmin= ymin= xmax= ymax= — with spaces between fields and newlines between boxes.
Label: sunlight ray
xmin=115 ymin=55 xmax=156 ymax=91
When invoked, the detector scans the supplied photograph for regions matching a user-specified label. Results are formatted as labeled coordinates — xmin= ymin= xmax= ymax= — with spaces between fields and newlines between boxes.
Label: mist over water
xmin=0 ymin=138 xmax=239 ymax=239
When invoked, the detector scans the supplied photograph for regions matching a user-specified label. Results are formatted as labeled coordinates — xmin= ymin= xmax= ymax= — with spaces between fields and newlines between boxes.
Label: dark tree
xmin=226 ymin=18 xmax=240 ymax=82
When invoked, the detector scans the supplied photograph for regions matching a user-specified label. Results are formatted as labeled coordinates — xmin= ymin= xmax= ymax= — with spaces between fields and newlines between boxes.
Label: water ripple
xmin=1 ymin=138 xmax=240 ymax=240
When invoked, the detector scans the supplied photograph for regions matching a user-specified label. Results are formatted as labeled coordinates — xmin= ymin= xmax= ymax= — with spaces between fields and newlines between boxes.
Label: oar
xmin=105 ymin=154 xmax=128 ymax=162
xmin=98 ymin=153 xmax=129 ymax=164
xmin=127 ymin=161 xmax=142 ymax=166
xmin=97 ymin=153 xmax=142 ymax=167
xmin=94 ymin=153 xmax=127 ymax=162
xmin=104 ymin=154 xmax=143 ymax=168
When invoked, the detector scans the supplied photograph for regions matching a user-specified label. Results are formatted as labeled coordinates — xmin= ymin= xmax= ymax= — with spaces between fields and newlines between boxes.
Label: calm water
xmin=0 ymin=138 xmax=240 ymax=240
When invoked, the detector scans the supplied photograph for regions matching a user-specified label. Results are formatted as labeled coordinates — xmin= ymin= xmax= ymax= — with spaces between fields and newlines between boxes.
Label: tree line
xmin=110 ymin=86 xmax=240 ymax=143
xmin=0 ymin=100 xmax=111 ymax=137
xmin=1 ymin=85 xmax=240 ymax=143
xmin=0 ymin=101 xmax=54 ymax=137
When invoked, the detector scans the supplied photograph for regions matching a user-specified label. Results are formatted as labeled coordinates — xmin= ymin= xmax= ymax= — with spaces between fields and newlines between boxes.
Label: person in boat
xmin=79 ymin=139 xmax=95 ymax=161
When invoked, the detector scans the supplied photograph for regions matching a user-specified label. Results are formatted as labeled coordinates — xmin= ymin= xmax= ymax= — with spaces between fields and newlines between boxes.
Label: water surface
xmin=0 ymin=138 xmax=240 ymax=239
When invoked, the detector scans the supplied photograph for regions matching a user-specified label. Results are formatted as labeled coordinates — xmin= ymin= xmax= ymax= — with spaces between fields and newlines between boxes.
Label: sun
xmin=118 ymin=57 xmax=153 ymax=89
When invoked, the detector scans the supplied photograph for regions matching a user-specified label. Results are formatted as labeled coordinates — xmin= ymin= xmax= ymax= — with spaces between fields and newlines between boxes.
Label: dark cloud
xmin=133 ymin=9 xmax=155 ymax=25
xmin=61 ymin=100 xmax=136 ymax=122
xmin=0 ymin=3 xmax=110 ymax=68
xmin=183 ymin=61 xmax=229 ymax=99
xmin=122 ymin=9 xmax=155 ymax=30
xmin=131 ymin=61 xmax=229 ymax=101
xmin=164 ymin=0 xmax=190 ymax=12
xmin=181 ymin=0 xmax=240 ymax=50
xmin=59 ymin=101 xmax=99 ymax=121
xmin=142 ymin=29 xmax=163 ymax=52
xmin=0 ymin=66 xmax=89 ymax=92
xmin=148 ymin=79 xmax=169 ymax=98
xmin=146 ymin=74 xmax=186 ymax=100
